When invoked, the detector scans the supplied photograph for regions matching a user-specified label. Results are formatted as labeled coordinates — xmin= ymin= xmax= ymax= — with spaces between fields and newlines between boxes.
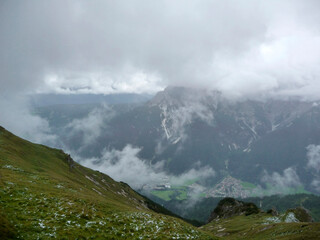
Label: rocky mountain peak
xmin=208 ymin=198 xmax=260 ymax=222
xmin=286 ymin=207 xmax=313 ymax=222
xmin=208 ymin=198 xmax=314 ymax=225
xmin=148 ymin=86 xmax=221 ymax=107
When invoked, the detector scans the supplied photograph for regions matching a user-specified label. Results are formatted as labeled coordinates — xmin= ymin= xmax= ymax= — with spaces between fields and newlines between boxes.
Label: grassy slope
xmin=201 ymin=212 xmax=320 ymax=240
xmin=164 ymin=193 xmax=320 ymax=224
xmin=0 ymin=127 xmax=214 ymax=239
xmin=245 ymin=194 xmax=320 ymax=222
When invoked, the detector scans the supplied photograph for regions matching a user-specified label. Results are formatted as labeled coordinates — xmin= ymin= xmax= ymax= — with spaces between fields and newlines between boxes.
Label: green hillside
xmin=201 ymin=198 xmax=320 ymax=240
xmin=164 ymin=193 xmax=320 ymax=224
xmin=202 ymin=212 xmax=320 ymax=240
xmin=1 ymin=126 xmax=320 ymax=239
xmin=0 ymin=126 xmax=214 ymax=239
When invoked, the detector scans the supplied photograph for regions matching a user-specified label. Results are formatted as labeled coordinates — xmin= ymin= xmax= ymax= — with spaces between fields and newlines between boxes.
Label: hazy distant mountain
xmin=36 ymin=87 xmax=320 ymax=195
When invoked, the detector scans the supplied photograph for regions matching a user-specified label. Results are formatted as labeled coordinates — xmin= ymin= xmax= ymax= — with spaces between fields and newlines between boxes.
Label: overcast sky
xmin=1 ymin=0 xmax=320 ymax=99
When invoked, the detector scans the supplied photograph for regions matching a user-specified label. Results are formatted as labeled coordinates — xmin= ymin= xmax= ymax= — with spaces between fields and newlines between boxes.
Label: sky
xmin=1 ymin=0 xmax=320 ymax=140
xmin=1 ymin=0 xmax=320 ymax=99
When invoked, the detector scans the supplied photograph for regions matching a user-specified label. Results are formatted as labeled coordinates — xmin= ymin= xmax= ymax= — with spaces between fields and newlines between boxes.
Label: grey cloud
xmin=250 ymin=167 xmax=303 ymax=197
xmin=158 ymin=92 xmax=215 ymax=143
xmin=306 ymin=144 xmax=320 ymax=192
xmin=3 ymin=0 xmax=320 ymax=99
xmin=152 ymin=89 xmax=218 ymax=155
xmin=1 ymin=0 xmax=320 ymax=143
xmin=0 ymin=96 xmax=57 ymax=145
xmin=78 ymin=144 xmax=215 ymax=189
xmin=261 ymin=167 xmax=302 ymax=189
xmin=311 ymin=179 xmax=320 ymax=192
xmin=65 ymin=104 xmax=114 ymax=148
xmin=306 ymin=144 xmax=320 ymax=172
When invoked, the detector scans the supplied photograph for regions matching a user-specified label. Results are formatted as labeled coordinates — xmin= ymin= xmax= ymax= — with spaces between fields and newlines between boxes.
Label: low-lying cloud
xmin=261 ymin=167 xmax=302 ymax=190
xmin=78 ymin=144 xmax=215 ymax=189
xmin=247 ymin=167 xmax=303 ymax=197
xmin=0 ymin=96 xmax=57 ymax=145
xmin=65 ymin=104 xmax=114 ymax=149
xmin=156 ymin=89 xmax=217 ymax=144
xmin=306 ymin=144 xmax=320 ymax=192
xmin=306 ymin=144 xmax=320 ymax=172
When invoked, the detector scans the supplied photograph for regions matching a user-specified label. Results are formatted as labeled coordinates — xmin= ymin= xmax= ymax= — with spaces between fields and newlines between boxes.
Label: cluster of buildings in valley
xmin=206 ymin=176 xmax=251 ymax=198
xmin=142 ymin=175 xmax=255 ymax=200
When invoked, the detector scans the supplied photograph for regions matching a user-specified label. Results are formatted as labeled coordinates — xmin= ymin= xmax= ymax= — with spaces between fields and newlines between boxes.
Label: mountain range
xmin=35 ymin=86 xmax=320 ymax=199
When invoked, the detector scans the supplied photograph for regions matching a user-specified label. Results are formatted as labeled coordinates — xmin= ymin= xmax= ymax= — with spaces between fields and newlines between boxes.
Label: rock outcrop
xmin=208 ymin=197 xmax=260 ymax=222
xmin=286 ymin=207 xmax=313 ymax=222
xmin=208 ymin=198 xmax=314 ymax=224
